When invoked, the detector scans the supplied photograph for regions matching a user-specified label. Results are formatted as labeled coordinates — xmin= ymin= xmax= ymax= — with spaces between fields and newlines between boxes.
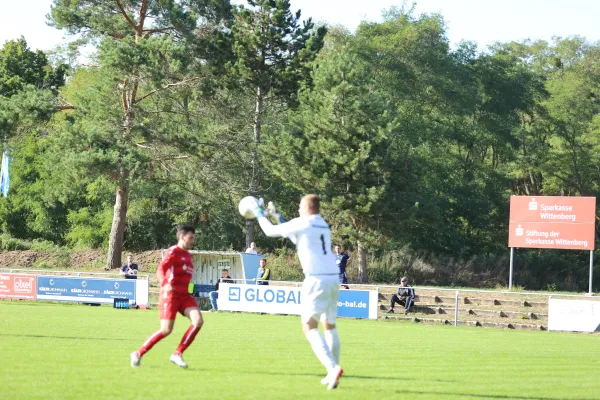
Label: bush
xmin=266 ymin=248 xmax=304 ymax=282
xmin=0 ymin=233 xmax=31 ymax=250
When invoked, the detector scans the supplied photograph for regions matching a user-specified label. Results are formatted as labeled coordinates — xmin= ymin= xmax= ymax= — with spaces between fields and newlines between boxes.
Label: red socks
xmin=175 ymin=325 xmax=201 ymax=355
xmin=138 ymin=330 xmax=166 ymax=357
xmin=137 ymin=325 xmax=200 ymax=358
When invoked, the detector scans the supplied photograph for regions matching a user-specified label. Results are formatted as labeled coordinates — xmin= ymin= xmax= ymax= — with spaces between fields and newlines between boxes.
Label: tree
xmin=227 ymin=0 xmax=326 ymax=247
xmin=0 ymin=39 xmax=69 ymax=242
xmin=266 ymin=45 xmax=401 ymax=282
xmin=48 ymin=0 xmax=231 ymax=268
xmin=0 ymin=37 xmax=66 ymax=98
xmin=0 ymin=38 xmax=67 ymax=139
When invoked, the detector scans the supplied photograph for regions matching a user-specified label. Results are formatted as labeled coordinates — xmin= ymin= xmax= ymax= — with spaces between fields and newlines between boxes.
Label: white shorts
xmin=301 ymin=274 xmax=340 ymax=324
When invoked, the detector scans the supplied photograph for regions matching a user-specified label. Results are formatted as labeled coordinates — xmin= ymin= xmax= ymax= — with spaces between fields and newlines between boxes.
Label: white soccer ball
xmin=238 ymin=196 xmax=260 ymax=219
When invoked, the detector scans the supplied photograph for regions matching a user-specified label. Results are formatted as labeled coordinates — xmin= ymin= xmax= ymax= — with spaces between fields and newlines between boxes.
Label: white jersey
xmin=258 ymin=214 xmax=338 ymax=276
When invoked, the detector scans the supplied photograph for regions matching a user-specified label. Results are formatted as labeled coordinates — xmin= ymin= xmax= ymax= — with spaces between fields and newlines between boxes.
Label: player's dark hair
xmin=176 ymin=225 xmax=195 ymax=238
xmin=303 ymin=194 xmax=320 ymax=213
xmin=222 ymin=269 xmax=229 ymax=272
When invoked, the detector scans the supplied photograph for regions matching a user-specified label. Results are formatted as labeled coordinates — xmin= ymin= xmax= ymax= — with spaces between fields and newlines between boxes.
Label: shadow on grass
xmin=397 ymin=389 xmax=597 ymax=400
xmin=345 ymin=374 xmax=456 ymax=383
xmin=0 ymin=333 xmax=129 ymax=341
xmin=211 ymin=368 xmax=457 ymax=383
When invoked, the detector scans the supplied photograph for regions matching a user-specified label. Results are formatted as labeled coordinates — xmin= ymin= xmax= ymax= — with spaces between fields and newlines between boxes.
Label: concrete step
xmin=378 ymin=300 xmax=547 ymax=314
xmin=379 ymin=305 xmax=548 ymax=322
xmin=379 ymin=293 xmax=455 ymax=304
xmin=462 ymin=308 xmax=548 ymax=321
xmin=382 ymin=315 xmax=547 ymax=331
xmin=379 ymin=304 xmax=454 ymax=315
xmin=383 ymin=315 xmax=453 ymax=325
xmin=463 ymin=297 xmax=547 ymax=308
xmin=378 ymin=293 xmax=548 ymax=309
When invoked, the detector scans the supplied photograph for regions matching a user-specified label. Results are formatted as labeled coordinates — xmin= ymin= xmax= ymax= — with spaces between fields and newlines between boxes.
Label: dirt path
xmin=0 ymin=250 xmax=163 ymax=272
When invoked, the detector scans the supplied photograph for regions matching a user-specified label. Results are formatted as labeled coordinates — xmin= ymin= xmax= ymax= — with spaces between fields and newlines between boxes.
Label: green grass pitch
xmin=0 ymin=302 xmax=598 ymax=400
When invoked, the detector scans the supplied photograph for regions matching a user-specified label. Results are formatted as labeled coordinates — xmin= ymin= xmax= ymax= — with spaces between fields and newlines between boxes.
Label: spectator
xmin=120 ymin=255 xmax=139 ymax=279
xmin=387 ymin=277 xmax=415 ymax=315
xmin=208 ymin=269 xmax=234 ymax=312
xmin=256 ymin=258 xmax=270 ymax=285
xmin=245 ymin=242 xmax=258 ymax=254
xmin=334 ymin=245 xmax=350 ymax=289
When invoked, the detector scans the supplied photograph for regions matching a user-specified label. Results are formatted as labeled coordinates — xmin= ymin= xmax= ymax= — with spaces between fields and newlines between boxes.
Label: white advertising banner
xmin=548 ymin=298 xmax=600 ymax=332
xmin=218 ymin=283 xmax=378 ymax=319
xmin=135 ymin=278 xmax=149 ymax=307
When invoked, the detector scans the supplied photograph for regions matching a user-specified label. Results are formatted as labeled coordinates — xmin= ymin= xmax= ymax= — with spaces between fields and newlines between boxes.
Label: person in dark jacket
xmin=256 ymin=258 xmax=270 ymax=285
xmin=387 ymin=277 xmax=415 ymax=315
xmin=208 ymin=269 xmax=234 ymax=311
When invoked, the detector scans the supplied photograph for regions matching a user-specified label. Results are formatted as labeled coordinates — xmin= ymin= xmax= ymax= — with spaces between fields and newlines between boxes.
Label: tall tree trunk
xmin=357 ymin=240 xmax=368 ymax=283
xmin=246 ymin=85 xmax=264 ymax=248
xmin=106 ymin=183 xmax=129 ymax=270
xmin=106 ymin=2 xmax=143 ymax=269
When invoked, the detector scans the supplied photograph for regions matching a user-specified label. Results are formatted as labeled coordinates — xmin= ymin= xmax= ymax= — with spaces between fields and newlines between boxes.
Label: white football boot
xmin=169 ymin=353 xmax=188 ymax=368
xmin=130 ymin=352 xmax=141 ymax=368
xmin=326 ymin=365 xmax=343 ymax=390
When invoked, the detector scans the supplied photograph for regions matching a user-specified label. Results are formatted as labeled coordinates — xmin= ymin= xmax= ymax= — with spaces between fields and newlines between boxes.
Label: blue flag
xmin=0 ymin=149 xmax=12 ymax=197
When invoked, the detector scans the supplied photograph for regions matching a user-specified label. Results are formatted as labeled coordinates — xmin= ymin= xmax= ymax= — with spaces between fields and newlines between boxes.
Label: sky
xmin=1 ymin=0 xmax=599 ymax=53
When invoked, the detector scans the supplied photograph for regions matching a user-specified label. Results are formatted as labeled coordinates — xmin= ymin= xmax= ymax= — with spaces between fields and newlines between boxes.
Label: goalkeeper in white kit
xmin=248 ymin=194 xmax=343 ymax=390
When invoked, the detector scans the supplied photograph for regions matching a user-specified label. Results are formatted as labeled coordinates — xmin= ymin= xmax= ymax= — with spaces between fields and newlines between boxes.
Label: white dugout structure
xmin=184 ymin=251 xmax=264 ymax=297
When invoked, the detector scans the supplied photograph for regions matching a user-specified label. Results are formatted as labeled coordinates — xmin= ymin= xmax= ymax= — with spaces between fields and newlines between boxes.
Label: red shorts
xmin=159 ymin=292 xmax=198 ymax=320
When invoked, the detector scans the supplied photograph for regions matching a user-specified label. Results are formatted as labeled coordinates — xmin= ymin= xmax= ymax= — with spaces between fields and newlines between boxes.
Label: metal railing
xmin=0 ymin=268 xmax=150 ymax=279
xmin=149 ymin=278 xmax=599 ymax=328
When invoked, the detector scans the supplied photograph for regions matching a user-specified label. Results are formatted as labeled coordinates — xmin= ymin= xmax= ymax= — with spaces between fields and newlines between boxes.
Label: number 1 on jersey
xmin=320 ymin=234 xmax=327 ymax=255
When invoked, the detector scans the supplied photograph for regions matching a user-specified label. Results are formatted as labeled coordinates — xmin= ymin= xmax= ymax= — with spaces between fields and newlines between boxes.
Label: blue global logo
xmin=228 ymin=287 xmax=241 ymax=301
xmin=244 ymin=288 xmax=301 ymax=304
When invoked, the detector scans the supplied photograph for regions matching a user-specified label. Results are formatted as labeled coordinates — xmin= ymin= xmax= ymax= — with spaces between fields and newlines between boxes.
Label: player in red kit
xmin=130 ymin=225 xmax=203 ymax=368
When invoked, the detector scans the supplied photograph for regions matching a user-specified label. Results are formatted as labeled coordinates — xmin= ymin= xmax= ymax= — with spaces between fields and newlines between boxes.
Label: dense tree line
xmin=1 ymin=2 xmax=599 ymax=290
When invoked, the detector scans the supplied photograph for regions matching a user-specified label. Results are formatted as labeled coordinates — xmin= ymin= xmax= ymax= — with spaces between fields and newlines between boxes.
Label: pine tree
xmin=227 ymin=0 xmax=326 ymax=247
xmin=48 ymin=0 xmax=231 ymax=268
xmin=267 ymin=46 xmax=400 ymax=282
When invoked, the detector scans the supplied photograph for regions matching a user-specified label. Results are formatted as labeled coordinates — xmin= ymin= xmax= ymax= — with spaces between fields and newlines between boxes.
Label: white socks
xmin=324 ymin=328 xmax=340 ymax=365
xmin=305 ymin=328 xmax=336 ymax=371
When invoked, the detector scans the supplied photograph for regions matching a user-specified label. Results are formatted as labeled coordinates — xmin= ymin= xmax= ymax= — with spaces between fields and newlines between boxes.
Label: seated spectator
xmin=245 ymin=242 xmax=258 ymax=254
xmin=387 ymin=277 xmax=415 ymax=315
xmin=209 ymin=269 xmax=234 ymax=312
xmin=256 ymin=258 xmax=270 ymax=285
xmin=120 ymin=255 xmax=138 ymax=279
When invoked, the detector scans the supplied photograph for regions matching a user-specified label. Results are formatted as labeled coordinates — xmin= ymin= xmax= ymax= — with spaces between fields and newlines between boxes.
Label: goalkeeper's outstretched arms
xmin=250 ymin=200 xmax=302 ymax=244
xmin=257 ymin=216 xmax=302 ymax=245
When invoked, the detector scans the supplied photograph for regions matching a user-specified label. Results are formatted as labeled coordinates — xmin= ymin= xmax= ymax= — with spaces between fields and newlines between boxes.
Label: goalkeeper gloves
xmin=250 ymin=198 xmax=266 ymax=219
xmin=267 ymin=201 xmax=285 ymax=224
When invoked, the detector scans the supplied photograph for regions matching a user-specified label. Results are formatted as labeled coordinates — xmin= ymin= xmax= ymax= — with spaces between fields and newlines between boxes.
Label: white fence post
xmin=589 ymin=250 xmax=594 ymax=295
xmin=454 ymin=290 xmax=459 ymax=327
xmin=548 ymin=295 xmax=552 ymax=333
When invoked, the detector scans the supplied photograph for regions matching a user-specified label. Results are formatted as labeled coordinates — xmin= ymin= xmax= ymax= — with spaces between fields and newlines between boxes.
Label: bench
xmin=192 ymin=284 xmax=215 ymax=298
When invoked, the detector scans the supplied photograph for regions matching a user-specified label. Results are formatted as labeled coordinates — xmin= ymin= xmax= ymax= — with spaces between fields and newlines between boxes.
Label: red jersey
xmin=157 ymin=245 xmax=194 ymax=295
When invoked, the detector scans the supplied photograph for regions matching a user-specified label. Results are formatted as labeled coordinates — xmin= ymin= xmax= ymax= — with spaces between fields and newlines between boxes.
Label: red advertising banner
xmin=509 ymin=196 xmax=596 ymax=250
xmin=0 ymin=273 xmax=37 ymax=300
xmin=509 ymin=196 xmax=595 ymax=224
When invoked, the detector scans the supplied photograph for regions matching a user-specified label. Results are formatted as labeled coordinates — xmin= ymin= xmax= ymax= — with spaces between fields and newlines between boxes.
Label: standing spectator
xmin=387 ymin=277 xmax=415 ymax=315
xmin=120 ymin=255 xmax=138 ymax=279
xmin=208 ymin=269 xmax=233 ymax=312
xmin=334 ymin=245 xmax=350 ymax=288
xmin=245 ymin=242 xmax=258 ymax=254
xmin=256 ymin=258 xmax=270 ymax=285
